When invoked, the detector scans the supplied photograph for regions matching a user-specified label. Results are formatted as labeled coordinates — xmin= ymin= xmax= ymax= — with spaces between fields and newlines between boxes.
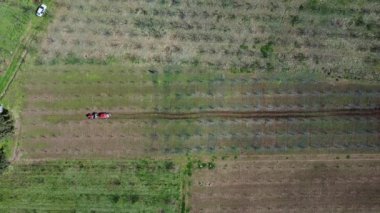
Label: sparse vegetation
xmin=0 ymin=0 xmax=379 ymax=212
xmin=32 ymin=0 xmax=380 ymax=80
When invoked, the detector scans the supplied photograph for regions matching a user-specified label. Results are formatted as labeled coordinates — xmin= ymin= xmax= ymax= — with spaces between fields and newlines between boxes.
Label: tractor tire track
xmin=112 ymin=108 xmax=380 ymax=120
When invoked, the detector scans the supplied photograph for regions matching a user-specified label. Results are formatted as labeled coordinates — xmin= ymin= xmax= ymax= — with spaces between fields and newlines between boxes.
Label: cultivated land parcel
xmin=0 ymin=0 xmax=379 ymax=212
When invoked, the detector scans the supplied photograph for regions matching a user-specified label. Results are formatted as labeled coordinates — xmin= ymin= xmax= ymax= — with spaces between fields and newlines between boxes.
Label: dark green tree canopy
xmin=0 ymin=108 xmax=14 ymax=174
xmin=0 ymin=108 xmax=14 ymax=139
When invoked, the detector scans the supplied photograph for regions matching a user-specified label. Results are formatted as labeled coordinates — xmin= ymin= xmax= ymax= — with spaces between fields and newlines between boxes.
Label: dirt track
xmin=109 ymin=108 xmax=380 ymax=120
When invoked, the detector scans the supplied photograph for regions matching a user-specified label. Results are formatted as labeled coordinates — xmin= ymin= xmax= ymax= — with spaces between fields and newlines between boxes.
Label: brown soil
xmin=111 ymin=108 xmax=380 ymax=119
xmin=190 ymin=154 xmax=380 ymax=213
xmin=16 ymin=106 xmax=380 ymax=159
xmin=29 ymin=107 xmax=380 ymax=121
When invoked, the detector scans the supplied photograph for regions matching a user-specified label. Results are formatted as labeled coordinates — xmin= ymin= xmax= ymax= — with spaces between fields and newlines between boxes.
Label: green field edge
xmin=0 ymin=0 xmax=54 ymax=101
xmin=0 ymin=0 xmax=54 ymax=160
xmin=0 ymin=23 xmax=31 ymax=100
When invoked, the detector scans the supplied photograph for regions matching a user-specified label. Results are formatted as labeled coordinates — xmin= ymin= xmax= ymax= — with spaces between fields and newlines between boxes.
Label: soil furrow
xmin=111 ymin=108 xmax=380 ymax=120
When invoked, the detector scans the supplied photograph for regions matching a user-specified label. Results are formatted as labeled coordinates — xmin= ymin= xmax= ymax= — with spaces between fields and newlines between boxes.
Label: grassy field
xmin=0 ymin=0 xmax=379 ymax=212
xmin=0 ymin=0 xmax=34 ymax=74
xmin=0 ymin=0 xmax=54 ymax=101
xmin=0 ymin=159 xmax=183 ymax=212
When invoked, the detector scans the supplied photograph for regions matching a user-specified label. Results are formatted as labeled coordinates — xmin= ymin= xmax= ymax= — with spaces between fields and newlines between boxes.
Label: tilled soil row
xmin=109 ymin=108 xmax=380 ymax=120
xmin=29 ymin=107 xmax=380 ymax=121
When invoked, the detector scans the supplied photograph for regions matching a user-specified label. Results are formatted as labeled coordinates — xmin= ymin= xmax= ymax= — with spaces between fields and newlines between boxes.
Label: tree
xmin=0 ymin=108 xmax=14 ymax=174
xmin=0 ymin=147 xmax=9 ymax=174
xmin=0 ymin=108 xmax=14 ymax=138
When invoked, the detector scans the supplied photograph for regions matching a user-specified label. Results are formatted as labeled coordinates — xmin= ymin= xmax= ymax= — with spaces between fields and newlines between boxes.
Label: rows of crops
xmin=13 ymin=64 xmax=379 ymax=158
xmin=19 ymin=116 xmax=380 ymax=159
xmin=33 ymin=0 xmax=380 ymax=80
xmin=22 ymin=65 xmax=380 ymax=112
xmin=0 ymin=160 xmax=182 ymax=212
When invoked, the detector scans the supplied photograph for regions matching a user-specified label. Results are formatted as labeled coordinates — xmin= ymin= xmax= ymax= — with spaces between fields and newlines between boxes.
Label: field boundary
xmin=0 ymin=22 xmax=34 ymax=163
xmin=0 ymin=22 xmax=33 ymax=100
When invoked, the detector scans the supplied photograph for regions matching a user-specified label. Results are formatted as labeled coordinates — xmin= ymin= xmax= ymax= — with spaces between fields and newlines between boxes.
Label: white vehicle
xmin=36 ymin=4 xmax=47 ymax=17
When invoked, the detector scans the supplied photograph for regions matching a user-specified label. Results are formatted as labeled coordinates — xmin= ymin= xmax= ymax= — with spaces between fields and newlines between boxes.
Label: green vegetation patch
xmin=0 ymin=0 xmax=34 ymax=73
xmin=0 ymin=160 xmax=182 ymax=212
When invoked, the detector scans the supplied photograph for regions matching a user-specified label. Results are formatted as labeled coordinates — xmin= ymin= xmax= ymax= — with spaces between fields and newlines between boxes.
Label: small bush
xmin=304 ymin=0 xmax=330 ymax=13
xmin=290 ymin=15 xmax=300 ymax=26
xmin=197 ymin=160 xmax=207 ymax=169
xmin=134 ymin=18 xmax=166 ymax=38
xmin=110 ymin=194 xmax=120 ymax=203
xmin=164 ymin=161 xmax=175 ymax=170
xmin=260 ymin=42 xmax=274 ymax=58
xmin=239 ymin=44 xmax=249 ymax=50
xmin=109 ymin=178 xmax=121 ymax=186
xmin=185 ymin=161 xmax=193 ymax=176
xmin=129 ymin=194 xmax=139 ymax=203
xmin=64 ymin=53 xmax=83 ymax=64
xmin=354 ymin=15 xmax=365 ymax=26
xmin=207 ymin=162 xmax=216 ymax=170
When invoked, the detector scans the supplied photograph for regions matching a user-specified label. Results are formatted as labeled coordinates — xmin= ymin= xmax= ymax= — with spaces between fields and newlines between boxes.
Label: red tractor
xmin=86 ymin=112 xmax=111 ymax=119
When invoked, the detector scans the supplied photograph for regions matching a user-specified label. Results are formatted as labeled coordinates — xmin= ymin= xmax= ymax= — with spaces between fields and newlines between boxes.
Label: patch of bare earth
xmin=190 ymin=154 xmax=380 ymax=213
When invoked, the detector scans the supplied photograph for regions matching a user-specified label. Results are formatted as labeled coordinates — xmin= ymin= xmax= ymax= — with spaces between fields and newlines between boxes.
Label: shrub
xmin=290 ymin=15 xmax=300 ymax=26
xmin=129 ymin=194 xmax=139 ymax=203
xmin=260 ymin=42 xmax=274 ymax=58
xmin=164 ymin=160 xmax=175 ymax=170
xmin=184 ymin=160 xmax=193 ymax=176
xmin=239 ymin=44 xmax=249 ymax=50
xmin=304 ymin=0 xmax=330 ymax=13
xmin=64 ymin=53 xmax=83 ymax=64
xmin=197 ymin=160 xmax=207 ymax=169
xmin=110 ymin=194 xmax=120 ymax=203
xmin=0 ymin=147 xmax=9 ymax=174
xmin=134 ymin=18 xmax=166 ymax=38
xmin=207 ymin=162 xmax=216 ymax=170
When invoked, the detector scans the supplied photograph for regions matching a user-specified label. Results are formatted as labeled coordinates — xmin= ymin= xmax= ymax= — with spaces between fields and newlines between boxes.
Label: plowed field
xmin=190 ymin=154 xmax=380 ymax=212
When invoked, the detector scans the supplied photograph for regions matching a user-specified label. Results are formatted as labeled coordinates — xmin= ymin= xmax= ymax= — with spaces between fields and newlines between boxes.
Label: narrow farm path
xmin=33 ymin=107 xmax=380 ymax=121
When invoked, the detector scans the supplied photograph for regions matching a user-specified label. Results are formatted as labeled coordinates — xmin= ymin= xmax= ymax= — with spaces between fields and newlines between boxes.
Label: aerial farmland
xmin=0 ymin=0 xmax=379 ymax=212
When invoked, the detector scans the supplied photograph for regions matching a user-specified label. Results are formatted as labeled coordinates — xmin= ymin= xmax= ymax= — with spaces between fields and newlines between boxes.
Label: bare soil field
xmin=190 ymin=154 xmax=380 ymax=213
